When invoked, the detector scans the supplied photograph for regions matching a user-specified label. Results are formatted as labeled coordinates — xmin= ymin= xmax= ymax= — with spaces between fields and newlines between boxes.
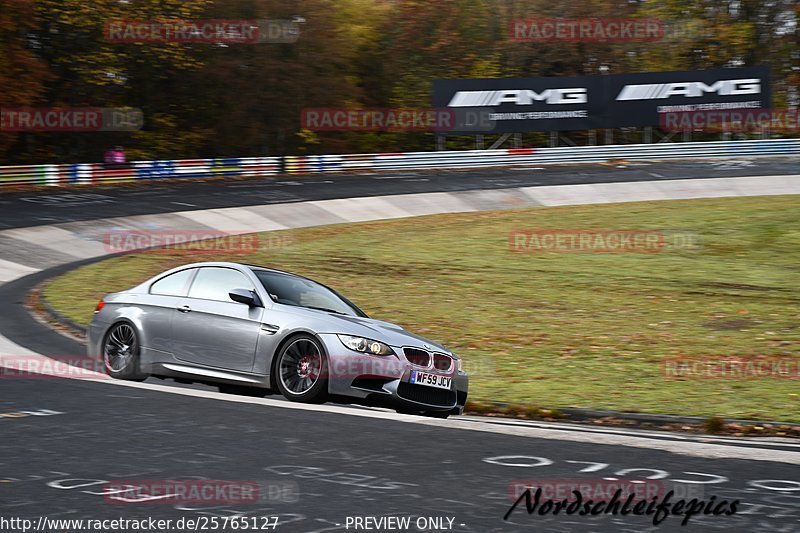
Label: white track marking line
xmin=1 ymin=351 xmax=797 ymax=463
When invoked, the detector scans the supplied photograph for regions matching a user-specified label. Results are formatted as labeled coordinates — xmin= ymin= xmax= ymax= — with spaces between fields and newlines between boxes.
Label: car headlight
xmin=337 ymin=334 xmax=394 ymax=356
xmin=456 ymin=358 xmax=464 ymax=372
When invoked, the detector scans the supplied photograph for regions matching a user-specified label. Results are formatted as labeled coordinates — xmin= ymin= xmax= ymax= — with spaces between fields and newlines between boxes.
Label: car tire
xmin=102 ymin=322 xmax=146 ymax=381
xmin=275 ymin=334 xmax=329 ymax=403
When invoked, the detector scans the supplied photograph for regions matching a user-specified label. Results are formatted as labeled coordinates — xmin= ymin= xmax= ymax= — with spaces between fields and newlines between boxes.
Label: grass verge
xmin=44 ymin=196 xmax=800 ymax=421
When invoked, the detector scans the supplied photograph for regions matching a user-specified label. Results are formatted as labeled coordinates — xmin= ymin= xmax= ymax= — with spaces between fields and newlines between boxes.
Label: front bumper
xmin=318 ymin=334 xmax=469 ymax=414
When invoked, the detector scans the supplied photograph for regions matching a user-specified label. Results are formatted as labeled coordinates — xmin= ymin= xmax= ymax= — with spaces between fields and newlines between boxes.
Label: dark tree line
xmin=0 ymin=0 xmax=797 ymax=164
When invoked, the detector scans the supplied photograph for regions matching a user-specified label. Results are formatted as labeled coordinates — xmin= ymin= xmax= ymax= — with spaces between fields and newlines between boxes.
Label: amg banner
xmin=432 ymin=67 xmax=770 ymax=133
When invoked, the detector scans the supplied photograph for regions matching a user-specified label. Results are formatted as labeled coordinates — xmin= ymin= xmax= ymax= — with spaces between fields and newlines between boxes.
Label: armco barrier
xmin=2 ymin=139 xmax=800 ymax=188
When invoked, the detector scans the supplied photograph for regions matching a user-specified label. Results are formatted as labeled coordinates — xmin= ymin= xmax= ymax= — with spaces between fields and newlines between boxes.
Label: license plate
xmin=410 ymin=370 xmax=452 ymax=390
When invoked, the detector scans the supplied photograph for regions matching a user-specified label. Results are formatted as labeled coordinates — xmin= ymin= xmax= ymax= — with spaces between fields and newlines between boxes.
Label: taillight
xmin=94 ymin=300 xmax=106 ymax=313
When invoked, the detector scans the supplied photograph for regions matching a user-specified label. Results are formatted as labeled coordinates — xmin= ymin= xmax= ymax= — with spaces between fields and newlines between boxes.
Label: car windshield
xmin=253 ymin=270 xmax=366 ymax=317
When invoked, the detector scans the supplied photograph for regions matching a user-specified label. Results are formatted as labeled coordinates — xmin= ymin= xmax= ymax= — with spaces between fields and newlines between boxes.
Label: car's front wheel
xmin=275 ymin=335 xmax=328 ymax=403
xmin=103 ymin=322 xmax=146 ymax=381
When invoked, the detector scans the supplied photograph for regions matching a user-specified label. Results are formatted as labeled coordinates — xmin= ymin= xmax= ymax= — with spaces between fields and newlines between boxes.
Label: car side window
xmin=187 ymin=267 xmax=255 ymax=302
xmin=150 ymin=269 xmax=195 ymax=296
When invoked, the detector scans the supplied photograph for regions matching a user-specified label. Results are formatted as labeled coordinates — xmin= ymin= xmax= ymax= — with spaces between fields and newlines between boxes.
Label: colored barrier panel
xmin=0 ymin=140 xmax=798 ymax=189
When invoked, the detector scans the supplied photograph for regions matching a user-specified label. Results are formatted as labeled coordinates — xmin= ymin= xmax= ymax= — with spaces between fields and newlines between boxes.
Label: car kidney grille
xmin=432 ymin=353 xmax=452 ymax=371
xmin=397 ymin=382 xmax=456 ymax=407
xmin=404 ymin=347 xmax=430 ymax=367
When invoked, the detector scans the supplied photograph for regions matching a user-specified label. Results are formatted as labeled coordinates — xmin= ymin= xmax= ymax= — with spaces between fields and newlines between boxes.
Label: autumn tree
xmin=0 ymin=0 xmax=52 ymax=161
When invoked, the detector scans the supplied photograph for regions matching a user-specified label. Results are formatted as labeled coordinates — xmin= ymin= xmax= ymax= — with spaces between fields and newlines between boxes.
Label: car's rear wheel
xmin=103 ymin=322 xmax=146 ymax=381
xmin=275 ymin=335 xmax=328 ymax=403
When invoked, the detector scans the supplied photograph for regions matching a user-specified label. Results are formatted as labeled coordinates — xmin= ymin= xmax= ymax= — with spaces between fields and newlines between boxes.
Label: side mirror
xmin=229 ymin=288 xmax=262 ymax=307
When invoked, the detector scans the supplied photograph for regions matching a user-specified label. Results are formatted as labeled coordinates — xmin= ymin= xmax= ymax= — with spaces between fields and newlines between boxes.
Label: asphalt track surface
xmin=3 ymin=375 xmax=800 ymax=533
xmin=1 ymin=156 xmax=799 ymax=229
xmin=1 ymin=159 xmax=799 ymax=532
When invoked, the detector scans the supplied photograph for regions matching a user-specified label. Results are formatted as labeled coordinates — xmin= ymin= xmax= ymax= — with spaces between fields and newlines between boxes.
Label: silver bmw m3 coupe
xmin=87 ymin=261 xmax=468 ymax=417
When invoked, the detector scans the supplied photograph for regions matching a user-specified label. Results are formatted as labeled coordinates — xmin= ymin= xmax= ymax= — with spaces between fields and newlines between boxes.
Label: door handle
xmin=178 ymin=305 xmax=192 ymax=313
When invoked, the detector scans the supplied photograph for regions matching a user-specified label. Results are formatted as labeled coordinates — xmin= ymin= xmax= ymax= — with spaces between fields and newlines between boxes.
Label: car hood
xmin=286 ymin=307 xmax=452 ymax=354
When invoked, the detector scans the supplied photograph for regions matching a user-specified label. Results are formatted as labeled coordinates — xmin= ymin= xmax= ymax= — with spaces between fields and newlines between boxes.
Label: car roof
xmin=247 ymin=265 xmax=311 ymax=280
xmin=177 ymin=261 xmax=308 ymax=281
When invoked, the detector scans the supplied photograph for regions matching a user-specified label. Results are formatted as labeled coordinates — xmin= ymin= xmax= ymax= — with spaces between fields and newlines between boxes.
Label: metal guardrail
xmin=1 ymin=139 xmax=799 ymax=188
xmin=283 ymin=139 xmax=800 ymax=173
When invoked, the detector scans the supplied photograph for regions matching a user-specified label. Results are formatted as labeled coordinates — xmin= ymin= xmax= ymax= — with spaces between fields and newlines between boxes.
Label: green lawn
xmin=44 ymin=196 xmax=800 ymax=421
